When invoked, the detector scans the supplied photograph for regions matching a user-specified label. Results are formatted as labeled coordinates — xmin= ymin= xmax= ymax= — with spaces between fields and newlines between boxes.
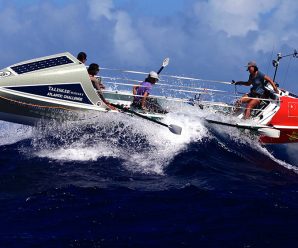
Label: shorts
xmin=248 ymin=91 xmax=263 ymax=98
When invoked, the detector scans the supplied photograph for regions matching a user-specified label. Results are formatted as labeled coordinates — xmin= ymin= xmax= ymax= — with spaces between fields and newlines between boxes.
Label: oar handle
xmin=157 ymin=58 xmax=170 ymax=75
xmin=110 ymin=103 xmax=168 ymax=128
xmin=157 ymin=66 xmax=164 ymax=75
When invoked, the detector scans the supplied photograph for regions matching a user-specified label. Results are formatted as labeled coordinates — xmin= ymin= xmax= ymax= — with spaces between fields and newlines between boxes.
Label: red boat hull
xmin=261 ymin=95 xmax=298 ymax=144
xmin=260 ymin=129 xmax=298 ymax=144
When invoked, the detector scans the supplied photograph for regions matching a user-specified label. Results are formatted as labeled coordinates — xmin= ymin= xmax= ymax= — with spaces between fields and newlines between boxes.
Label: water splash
xmin=0 ymin=102 xmax=296 ymax=174
xmin=0 ymin=121 xmax=33 ymax=146
xmin=27 ymin=106 xmax=208 ymax=174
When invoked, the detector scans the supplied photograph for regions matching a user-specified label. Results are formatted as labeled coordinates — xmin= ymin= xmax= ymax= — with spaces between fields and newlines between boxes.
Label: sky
xmin=0 ymin=0 xmax=298 ymax=92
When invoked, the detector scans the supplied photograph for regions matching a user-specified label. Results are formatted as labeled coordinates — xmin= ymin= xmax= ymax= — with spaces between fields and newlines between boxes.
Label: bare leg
xmin=234 ymin=94 xmax=250 ymax=113
xmin=244 ymin=99 xmax=260 ymax=119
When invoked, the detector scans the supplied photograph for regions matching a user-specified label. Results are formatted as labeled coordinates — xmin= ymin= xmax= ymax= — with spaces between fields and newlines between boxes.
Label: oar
xmin=110 ymin=103 xmax=182 ymax=135
xmin=108 ymin=57 xmax=181 ymax=134
xmin=258 ymin=128 xmax=280 ymax=138
xmin=157 ymin=58 xmax=170 ymax=74
xmin=206 ymin=118 xmax=280 ymax=138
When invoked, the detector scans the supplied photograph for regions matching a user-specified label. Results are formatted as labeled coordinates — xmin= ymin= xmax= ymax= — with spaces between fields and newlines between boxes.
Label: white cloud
xmin=194 ymin=0 xmax=278 ymax=37
xmin=113 ymin=11 xmax=148 ymax=59
xmin=87 ymin=0 xmax=149 ymax=64
xmin=88 ymin=0 xmax=114 ymax=21
xmin=193 ymin=0 xmax=298 ymax=56
xmin=253 ymin=0 xmax=298 ymax=52
xmin=0 ymin=0 xmax=296 ymax=90
xmin=0 ymin=7 xmax=23 ymax=34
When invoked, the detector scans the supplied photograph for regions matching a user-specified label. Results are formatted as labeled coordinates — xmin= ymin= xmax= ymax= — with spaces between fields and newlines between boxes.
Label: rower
xmin=88 ymin=63 xmax=115 ymax=110
xmin=232 ymin=61 xmax=279 ymax=119
xmin=77 ymin=52 xmax=87 ymax=64
xmin=131 ymin=71 xmax=167 ymax=113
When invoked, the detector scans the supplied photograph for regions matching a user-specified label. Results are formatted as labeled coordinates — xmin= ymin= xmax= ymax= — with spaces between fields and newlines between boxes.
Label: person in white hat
xmin=232 ymin=61 xmax=279 ymax=119
xmin=131 ymin=71 xmax=161 ymax=112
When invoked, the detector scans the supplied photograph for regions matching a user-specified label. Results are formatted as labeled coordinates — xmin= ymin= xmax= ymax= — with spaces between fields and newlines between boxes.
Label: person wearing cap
xmin=131 ymin=71 xmax=164 ymax=112
xmin=232 ymin=61 xmax=279 ymax=119
xmin=88 ymin=63 xmax=116 ymax=110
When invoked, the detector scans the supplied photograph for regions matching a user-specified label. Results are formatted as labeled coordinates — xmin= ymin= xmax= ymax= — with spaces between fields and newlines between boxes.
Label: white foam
xmin=0 ymin=121 xmax=33 ymax=146
xmin=36 ymin=142 xmax=117 ymax=161
xmin=27 ymin=104 xmax=208 ymax=174
xmin=205 ymin=111 xmax=298 ymax=172
xmin=1 ymin=101 xmax=296 ymax=175
xmin=284 ymin=144 xmax=298 ymax=166
xmin=258 ymin=144 xmax=298 ymax=173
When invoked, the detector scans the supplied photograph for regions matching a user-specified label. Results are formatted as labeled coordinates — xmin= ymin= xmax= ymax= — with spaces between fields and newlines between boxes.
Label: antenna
xmin=272 ymin=49 xmax=298 ymax=82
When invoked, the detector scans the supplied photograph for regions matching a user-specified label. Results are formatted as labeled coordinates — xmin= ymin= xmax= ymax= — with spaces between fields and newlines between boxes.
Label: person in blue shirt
xmin=131 ymin=71 xmax=165 ymax=112
xmin=233 ymin=61 xmax=279 ymax=119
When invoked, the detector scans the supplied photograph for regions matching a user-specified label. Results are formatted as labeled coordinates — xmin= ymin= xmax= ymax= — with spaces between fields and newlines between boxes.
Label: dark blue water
xmin=0 ymin=116 xmax=298 ymax=248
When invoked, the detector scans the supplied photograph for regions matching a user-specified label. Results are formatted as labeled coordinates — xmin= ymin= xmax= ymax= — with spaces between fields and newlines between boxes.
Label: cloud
xmin=0 ymin=6 xmax=23 ymax=35
xmin=194 ymin=0 xmax=279 ymax=37
xmin=87 ymin=0 xmax=149 ymax=65
xmin=253 ymin=0 xmax=298 ymax=52
xmin=88 ymin=0 xmax=114 ymax=21
xmin=0 ymin=0 xmax=297 ymax=92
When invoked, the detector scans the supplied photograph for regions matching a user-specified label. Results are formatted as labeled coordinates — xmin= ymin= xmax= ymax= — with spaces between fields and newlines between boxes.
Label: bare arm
xmin=141 ymin=92 xmax=149 ymax=109
xmin=97 ymin=77 xmax=105 ymax=90
xmin=264 ymin=75 xmax=279 ymax=93
xmin=132 ymin=85 xmax=139 ymax=95
xmin=90 ymin=76 xmax=105 ymax=90
xmin=89 ymin=76 xmax=116 ymax=110
xmin=235 ymin=81 xmax=252 ymax=86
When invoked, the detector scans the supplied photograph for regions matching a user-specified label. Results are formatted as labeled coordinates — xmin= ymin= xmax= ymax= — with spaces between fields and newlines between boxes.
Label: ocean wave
xmin=0 ymin=103 xmax=297 ymax=175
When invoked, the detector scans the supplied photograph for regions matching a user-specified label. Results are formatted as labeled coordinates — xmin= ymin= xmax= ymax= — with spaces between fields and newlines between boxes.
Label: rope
xmin=0 ymin=95 xmax=72 ymax=111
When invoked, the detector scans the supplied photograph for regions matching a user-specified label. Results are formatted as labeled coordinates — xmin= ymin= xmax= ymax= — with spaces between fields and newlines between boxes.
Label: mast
xmin=272 ymin=49 xmax=298 ymax=82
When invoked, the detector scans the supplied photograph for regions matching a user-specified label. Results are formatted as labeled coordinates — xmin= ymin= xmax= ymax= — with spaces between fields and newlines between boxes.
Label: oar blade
xmin=258 ymin=128 xmax=280 ymax=138
xmin=168 ymin=124 xmax=182 ymax=135
xmin=162 ymin=58 xmax=170 ymax=67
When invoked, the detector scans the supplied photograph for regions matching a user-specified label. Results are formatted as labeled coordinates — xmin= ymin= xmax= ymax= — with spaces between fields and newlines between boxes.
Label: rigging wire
xmin=283 ymin=55 xmax=292 ymax=85
xmin=102 ymin=90 xmax=191 ymax=103
xmin=101 ymin=78 xmax=227 ymax=93
xmin=100 ymin=68 xmax=232 ymax=85
xmin=102 ymin=89 xmax=280 ymax=104
xmin=267 ymin=44 xmax=275 ymax=75
xmin=103 ymin=90 xmax=278 ymax=113
xmin=102 ymin=80 xmax=280 ymax=102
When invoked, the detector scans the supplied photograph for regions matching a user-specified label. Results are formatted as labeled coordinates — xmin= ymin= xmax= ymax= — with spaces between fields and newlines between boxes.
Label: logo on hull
xmin=287 ymin=131 xmax=298 ymax=141
xmin=0 ymin=71 xmax=11 ymax=77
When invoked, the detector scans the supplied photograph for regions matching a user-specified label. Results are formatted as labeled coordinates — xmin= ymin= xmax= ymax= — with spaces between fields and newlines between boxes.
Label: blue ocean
xmin=0 ymin=106 xmax=298 ymax=247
